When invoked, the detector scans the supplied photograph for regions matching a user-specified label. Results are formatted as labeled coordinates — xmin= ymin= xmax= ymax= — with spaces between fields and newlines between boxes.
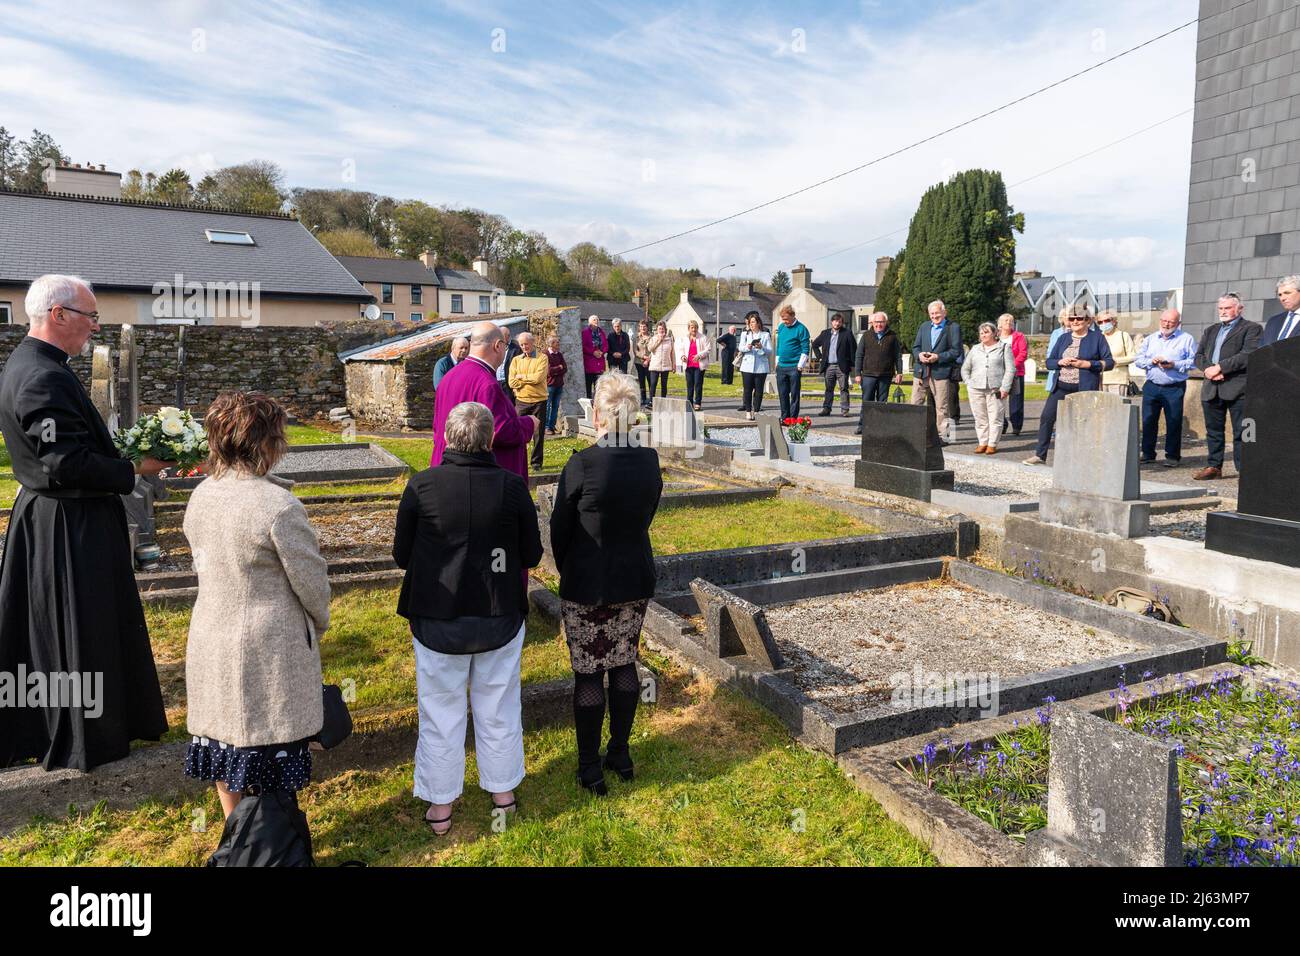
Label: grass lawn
xmin=649 ymin=497 xmax=876 ymax=554
xmin=285 ymin=423 xmax=584 ymax=475
xmin=144 ymin=587 xmax=570 ymax=742
xmin=0 ymin=655 xmax=934 ymax=866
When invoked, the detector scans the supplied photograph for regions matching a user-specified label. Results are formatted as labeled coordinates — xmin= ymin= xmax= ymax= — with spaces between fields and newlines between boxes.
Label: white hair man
xmin=433 ymin=336 xmax=469 ymax=390
xmin=0 ymin=274 xmax=169 ymax=771
xmin=1260 ymin=275 xmax=1300 ymax=345
xmin=1133 ymin=307 xmax=1197 ymax=467
xmin=910 ymin=299 xmax=963 ymax=441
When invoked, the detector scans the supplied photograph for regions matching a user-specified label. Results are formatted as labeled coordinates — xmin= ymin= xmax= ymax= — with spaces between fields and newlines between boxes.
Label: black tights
xmin=573 ymin=663 xmax=640 ymax=772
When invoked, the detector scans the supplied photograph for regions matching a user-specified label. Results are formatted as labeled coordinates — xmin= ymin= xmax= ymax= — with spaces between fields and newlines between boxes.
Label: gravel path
xmin=706 ymin=427 xmax=852 ymax=449
xmin=764 ymin=581 xmax=1144 ymax=714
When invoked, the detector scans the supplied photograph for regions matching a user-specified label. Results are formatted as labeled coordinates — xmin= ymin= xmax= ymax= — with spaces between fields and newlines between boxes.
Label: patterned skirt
xmin=183 ymin=736 xmax=312 ymax=794
xmin=560 ymin=599 xmax=648 ymax=674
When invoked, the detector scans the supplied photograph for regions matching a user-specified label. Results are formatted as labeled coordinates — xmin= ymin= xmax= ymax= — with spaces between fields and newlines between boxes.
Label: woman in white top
xmin=736 ymin=311 xmax=773 ymax=421
xmin=646 ymin=321 xmax=675 ymax=401
xmin=960 ymin=322 xmax=1016 ymax=454
xmin=674 ymin=319 xmax=710 ymax=411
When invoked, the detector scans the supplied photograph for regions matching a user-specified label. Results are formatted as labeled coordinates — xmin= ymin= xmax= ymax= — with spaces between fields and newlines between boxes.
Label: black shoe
xmin=577 ymin=763 xmax=608 ymax=796
xmin=603 ymin=750 xmax=634 ymax=781
xmin=1162 ymin=458 xmax=1180 ymax=468
xmin=1139 ymin=456 xmax=1156 ymax=464
xmin=817 ymin=410 xmax=831 ymax=416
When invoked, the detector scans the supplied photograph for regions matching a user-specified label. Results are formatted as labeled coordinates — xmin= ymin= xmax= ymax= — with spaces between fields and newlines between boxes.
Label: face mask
xmin=1100 ymin=322 xmax=1115 ymax=334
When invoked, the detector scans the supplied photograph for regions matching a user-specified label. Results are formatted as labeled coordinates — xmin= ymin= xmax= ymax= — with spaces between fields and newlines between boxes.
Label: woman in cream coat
xmin=182 ymin=391 xmax=331 ymax=820
xmin=960 ymin=323 xmax=1016 ymax=454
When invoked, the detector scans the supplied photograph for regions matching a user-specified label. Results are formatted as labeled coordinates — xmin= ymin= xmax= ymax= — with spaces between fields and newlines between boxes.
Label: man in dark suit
xmin=606 ymin=318 xmax=631 ymax=373
xmin=717 ymin=325 xmax=738 ymax=385
xmin=432 ymin=336 xmax=469 ymax=389
xmin=1259 ymin=274 xmax=1300 ymax=347
xmin=911 ymin=299 xmax=964 ymax=441
xmin=499 ymin=326 xmax=522 ymax=403
xmin=812 ymin=313 xmax=857 ymax=416
xmin=1194 ymin=293 xmax=1262 ymax=479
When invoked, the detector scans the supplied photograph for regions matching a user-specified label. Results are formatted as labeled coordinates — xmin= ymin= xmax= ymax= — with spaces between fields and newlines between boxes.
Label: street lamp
xmin=715 ymin=262 xmax=735 ymax=355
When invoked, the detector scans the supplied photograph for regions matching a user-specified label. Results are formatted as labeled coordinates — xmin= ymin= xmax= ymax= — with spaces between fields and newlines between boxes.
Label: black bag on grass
xmin=206 ymin=790 xmax=314 ymax=868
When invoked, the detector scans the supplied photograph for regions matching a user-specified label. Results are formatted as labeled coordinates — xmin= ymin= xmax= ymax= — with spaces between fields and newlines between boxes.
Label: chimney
xmin=632 ymin=288 xmax=646 ymax=310
xmin=1015 ymin=269 xmax=1042 ymax=280
xmin=419 ymin=250 xmax=438 ymax=269
xmin=874 ymin=256 xmax=894 ymax=286
xmin=739 ymin=281 xmax=754 ymax=299
xmin=792 ymin=264 xmax=811 ymax=289
xmin=680 ymin=289 xmax=691 ymax=304
xmin=472 ymin=254 xmax=489 ymax=277
xmin=49 ymin=163 xmax=121 ymax=200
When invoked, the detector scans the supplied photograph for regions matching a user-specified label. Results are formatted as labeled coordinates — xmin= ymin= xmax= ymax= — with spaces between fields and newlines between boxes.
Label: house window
xmin=411 ymin=313 xmax=422 ymax=323
xmin=381 ymin=311 xmax=395 ymax=322
xmin=479 ymin=295 xmax=491 ymax=313
xmin=411 ymin=284 xmax=422 ymax=305
xmin=204 ymin=228 xmax=255 ymax=245
xmin=451 ymin=294 xmax=463 ymax=313
xmin=0 ymin=302 xmax=12 ymax=324
xmin=381 ymin=283 xmax=393 ymax=303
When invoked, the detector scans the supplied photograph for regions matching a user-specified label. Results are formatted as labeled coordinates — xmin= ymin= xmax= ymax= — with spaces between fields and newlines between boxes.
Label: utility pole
xmin=715 ymin=263 xmax=734 ymax=357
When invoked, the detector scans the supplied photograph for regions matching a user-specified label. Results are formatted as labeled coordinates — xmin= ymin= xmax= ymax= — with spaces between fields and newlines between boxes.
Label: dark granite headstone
xmin=1206 ymin=337 xmax=1300 ymax=567
xmin=854 ymin=400 xmax=953 ymax=501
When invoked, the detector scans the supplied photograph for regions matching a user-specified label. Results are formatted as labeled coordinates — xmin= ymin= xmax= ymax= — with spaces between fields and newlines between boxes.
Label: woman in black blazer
xmin=550 ymin=371 xmax=663 ymax=795
xmin=393 ymin=401 xmax=543 ymax=835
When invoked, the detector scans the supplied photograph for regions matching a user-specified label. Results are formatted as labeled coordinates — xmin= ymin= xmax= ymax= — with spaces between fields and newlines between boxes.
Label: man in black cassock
xmin=717 ymin=324 xmax=738 ymax=386
xmin=0 ymin=275 xmax=169 ymax=771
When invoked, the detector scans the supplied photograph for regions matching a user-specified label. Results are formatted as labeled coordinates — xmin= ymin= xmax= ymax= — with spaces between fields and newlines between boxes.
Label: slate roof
xmin=335 ymin=255 xmax=440 ymax=286
xmin=0 ymin=189 xmax=371 ymax=300
xmin=1095 ymin=289 xmax=1175 ymax=312
xmin=1018 ymin=276 xmax=1055 ymax=307
xmin=436 ymin=267 xmax=495 ymax=292
xmin=557 ymin=298 xmax=647 ymax=325
xmin=806 ymin=282 xmax=876 ymax=311
xmin=688 ymin=296 xmax=777 ymax=326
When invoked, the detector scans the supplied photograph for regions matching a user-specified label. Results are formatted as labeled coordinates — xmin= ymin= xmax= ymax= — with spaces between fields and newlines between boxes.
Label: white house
xmin=769 ymin=264 xmax=876 ymax=335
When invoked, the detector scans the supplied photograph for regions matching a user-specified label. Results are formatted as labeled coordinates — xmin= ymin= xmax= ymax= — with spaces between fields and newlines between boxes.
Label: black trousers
xmin=634 ymin=363 xmax=651 ymax=403
xmin=720 ymin=351 xmax=735 ymax=384
xmin=649 ymin=370 xmax=670 ymax=397
xmin=741 ymin=371 xmax=767 ymax=412
xmin=1003 ymin=375 xmax=1024 ymax=433
xmin=684 ymin=367 xmax=704 ymax=406
xmin=1035 ymin=383 xmax=1080 ymax=459
xmin=584 ymin=372 xmax=600 ymax=399
xmin=515 ymin=400 xmax=547 ymax=470
xmin=1202 ymin=394 xmax=1245 ymax=471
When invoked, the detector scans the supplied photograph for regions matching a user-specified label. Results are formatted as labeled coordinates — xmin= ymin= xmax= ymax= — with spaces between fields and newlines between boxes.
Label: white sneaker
xmin=1022 ymin=455 xmax=1045 ymax=465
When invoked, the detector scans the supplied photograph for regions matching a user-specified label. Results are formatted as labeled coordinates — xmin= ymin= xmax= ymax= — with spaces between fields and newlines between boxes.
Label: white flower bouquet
xmin=114 ymin=406 xmax=209 ymax=473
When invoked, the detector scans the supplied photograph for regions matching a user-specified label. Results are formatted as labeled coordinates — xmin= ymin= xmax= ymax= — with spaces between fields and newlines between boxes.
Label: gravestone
xmin=755 ymin=413 xmax=790 ymax=461
xmin=1206 ymin=337 xmax=1300 ymax=566
xmin=689 ymin=578 xmax=784 ymax=670
xmin=1026 ymin=707 xmax=1182 ymax=867
xmin=117 ymin=324 xmax=139 ymax=427
xmin=651 ymin=396 xmax=697 ymax=447
xmin=577 ymin=397 xmax=593 ymax=425
xmin=1038 ymin=391 xmax=1150 ymax=537
xmin=853 ymin=400 xmax=953 ymax=501
xmin=1024 ymin=358 xmax=1037 ymax=383
xmin=90 ymin=345 xmax=118 ymax=433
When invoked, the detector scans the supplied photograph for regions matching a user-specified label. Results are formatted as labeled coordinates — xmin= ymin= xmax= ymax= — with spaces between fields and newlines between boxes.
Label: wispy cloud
xmin=2 ymin=0 xmax=1198 ymax=290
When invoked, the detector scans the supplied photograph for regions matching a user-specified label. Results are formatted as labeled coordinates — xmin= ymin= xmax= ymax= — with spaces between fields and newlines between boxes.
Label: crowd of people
xmin=4 ymin=271 xmax=1298 ymax=860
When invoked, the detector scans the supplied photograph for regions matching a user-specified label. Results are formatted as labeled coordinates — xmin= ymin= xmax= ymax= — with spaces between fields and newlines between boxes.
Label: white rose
xmin=161 ymin=417 xmax=185 ymax=437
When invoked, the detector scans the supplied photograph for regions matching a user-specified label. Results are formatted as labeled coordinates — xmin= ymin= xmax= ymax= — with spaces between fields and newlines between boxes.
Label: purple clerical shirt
xmin=430 ymin=355 xmax=536 ymax=479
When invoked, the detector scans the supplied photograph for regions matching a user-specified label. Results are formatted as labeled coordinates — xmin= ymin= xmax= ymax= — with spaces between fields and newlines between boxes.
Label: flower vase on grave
xmin=787 ymin=441 xmax=812 ymax=464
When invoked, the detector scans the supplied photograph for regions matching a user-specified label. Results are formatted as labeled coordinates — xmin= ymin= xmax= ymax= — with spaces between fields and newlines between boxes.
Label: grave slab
xmin=1026 ymin=706 xmax=1182 ymax=867
xmin=854 ymin=400 xmax=952 ymax=501
xmin=689 ymin=578 xmax=784 ymax=669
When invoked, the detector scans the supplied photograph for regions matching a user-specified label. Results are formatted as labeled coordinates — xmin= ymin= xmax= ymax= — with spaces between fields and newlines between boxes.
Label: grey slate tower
xmin=1181 ymin=0 xmax=1300 ymax=338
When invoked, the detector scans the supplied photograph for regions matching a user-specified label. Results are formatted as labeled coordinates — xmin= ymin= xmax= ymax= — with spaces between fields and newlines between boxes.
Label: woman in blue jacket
xmin=1024 ymin=306 xmax=1114 ymax=464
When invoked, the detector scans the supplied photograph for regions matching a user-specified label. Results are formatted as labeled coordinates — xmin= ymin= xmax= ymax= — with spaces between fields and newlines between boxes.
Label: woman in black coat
xmin=394 ymin=400 xmax=543 ymax=835
xmin=550 ymin=371 xmax=663 ymax=795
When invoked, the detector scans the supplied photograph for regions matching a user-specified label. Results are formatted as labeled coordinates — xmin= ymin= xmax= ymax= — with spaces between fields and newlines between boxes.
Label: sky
xmin=0 ymin=0 xmax=1200 ymax=291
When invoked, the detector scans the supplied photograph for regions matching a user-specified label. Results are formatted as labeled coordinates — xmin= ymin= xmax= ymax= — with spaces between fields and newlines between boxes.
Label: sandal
xmin=491 ymin=797 xmax=518 ymax=815
xmin=426 ymin=805 xmax=453 ymax=836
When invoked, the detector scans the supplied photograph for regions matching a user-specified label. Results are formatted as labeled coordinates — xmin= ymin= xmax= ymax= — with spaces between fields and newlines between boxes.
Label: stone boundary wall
xmin=0 ymin=322 xmax=412 ymax=421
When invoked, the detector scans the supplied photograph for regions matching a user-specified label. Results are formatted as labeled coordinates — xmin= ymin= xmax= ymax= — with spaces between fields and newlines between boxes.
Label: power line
xmin=806 ymin=106 xmax=1196 ymax=266
xmin=614 ymin=15 xmax=1198 ymax=257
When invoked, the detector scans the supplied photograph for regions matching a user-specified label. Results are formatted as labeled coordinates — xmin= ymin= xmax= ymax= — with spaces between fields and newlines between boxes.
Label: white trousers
xmin=412 ymin=625 xmax=525 ymax=804
xmin=969 ymin=386 xmax=1004 ymax=448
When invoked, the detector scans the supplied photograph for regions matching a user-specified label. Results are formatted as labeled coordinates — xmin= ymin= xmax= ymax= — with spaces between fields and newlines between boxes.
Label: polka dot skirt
xmin=184 ymin=736 xmax=312 ymax=794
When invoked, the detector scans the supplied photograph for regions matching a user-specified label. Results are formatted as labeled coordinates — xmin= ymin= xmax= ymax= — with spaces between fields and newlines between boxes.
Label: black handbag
xmin=207 ymin=789 xmax=314 ymax=867
xmin=316 ymin=684 xmax=352 ymax=750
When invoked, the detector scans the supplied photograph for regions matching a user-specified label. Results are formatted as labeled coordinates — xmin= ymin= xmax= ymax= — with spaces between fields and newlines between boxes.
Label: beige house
xmin=769 ymin=264 xmax=876 ymax=335
xmin=1 ymin=187 xmax=371 ymax=327
xmin=335 ymin=255 xmax=438 ymax=323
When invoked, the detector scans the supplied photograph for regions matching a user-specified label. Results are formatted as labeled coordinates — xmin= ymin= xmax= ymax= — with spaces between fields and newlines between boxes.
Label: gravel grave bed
xmin=1148 ymin=509 xmax=1209 ymax=541
xmin=763 ymin=581 xmax=1145 ymax=714
xmin=705 ymin=427 xmax=852 ymax=450
xmin=813 ymin=452 xmax=1051 ymax=499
